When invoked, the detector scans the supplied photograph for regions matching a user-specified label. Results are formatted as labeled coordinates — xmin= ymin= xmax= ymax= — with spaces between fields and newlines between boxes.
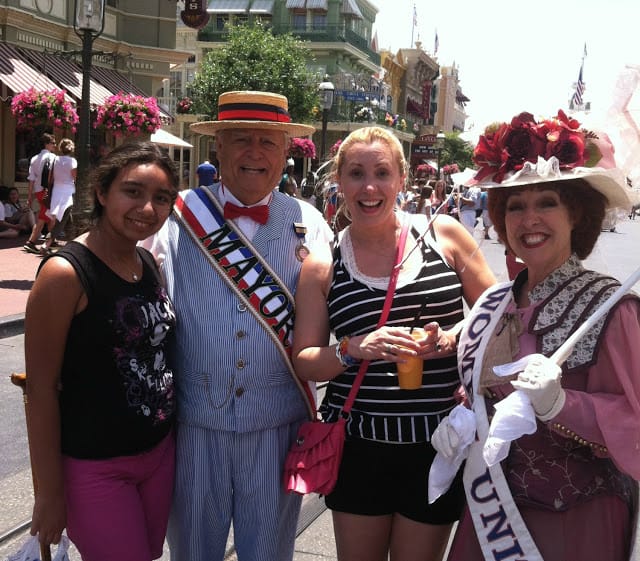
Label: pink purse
xmin=284 ymin=217 xmax=410 ymax=496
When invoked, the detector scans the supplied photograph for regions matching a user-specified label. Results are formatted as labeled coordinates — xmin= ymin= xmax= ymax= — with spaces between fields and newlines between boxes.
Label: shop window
xmin=292 ymin=13 xmax=306 ymax=30
xmin=311 ymin=13 xmax=326 ymax=29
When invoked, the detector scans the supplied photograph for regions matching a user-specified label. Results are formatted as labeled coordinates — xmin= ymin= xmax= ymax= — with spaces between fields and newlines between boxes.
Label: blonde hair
xmin=58 ymin=138 xmax=75 ymax=155
xmin=333 ymin=126 xmax=408 ymax=182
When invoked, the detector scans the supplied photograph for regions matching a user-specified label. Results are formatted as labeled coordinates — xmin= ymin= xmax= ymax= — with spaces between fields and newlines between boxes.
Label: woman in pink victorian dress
xmin=431 ymin=111 xmax=640 ymax=561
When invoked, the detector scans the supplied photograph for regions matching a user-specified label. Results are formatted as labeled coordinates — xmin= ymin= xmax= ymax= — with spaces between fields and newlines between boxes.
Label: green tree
xmin=441 ymin=132 xmax=476 ymax=171
xmin=188 ymin=24 xmax=318 ymax=122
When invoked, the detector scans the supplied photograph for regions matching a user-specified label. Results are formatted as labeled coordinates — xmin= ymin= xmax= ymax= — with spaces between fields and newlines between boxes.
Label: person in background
xmin=300 ymin=169 xmax=318 ymax=207
xmin=458 ymin=184 xmax=480 ymax=234
xmin=430 ymin=179 xmax=448 ymax=215
xmin=24 ymin=133 xmax=57 ymax=254
xmin=478 ymin=187 xmax=492 ymax=239
xmin=144 ymin=90 xmax=333 ymax=561
xmin=196 ymin=160 xmax=217 ymax=186
xmin=432 ymin=111 xmax=640 ymax=561
xmin=40 ymin=138 xmax=77 ymax=255
xmin=292 ymin=126 xmax=496 ymax=561
xmin=279 ymin=158 xmax=299 ymax=197
xmin=24 ymin=141 xmax=179 ymax=560
xmin=3 ymin=187 xmax=35 ymax=235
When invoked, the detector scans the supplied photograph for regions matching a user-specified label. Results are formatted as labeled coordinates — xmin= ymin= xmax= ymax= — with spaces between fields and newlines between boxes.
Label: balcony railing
xmin=197 ymin=23 xmax=380 ymax=65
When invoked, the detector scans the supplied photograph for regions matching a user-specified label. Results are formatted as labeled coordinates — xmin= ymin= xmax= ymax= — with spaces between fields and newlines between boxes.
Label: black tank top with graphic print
xmin=44 ymin=241 xmax=176 ymax=459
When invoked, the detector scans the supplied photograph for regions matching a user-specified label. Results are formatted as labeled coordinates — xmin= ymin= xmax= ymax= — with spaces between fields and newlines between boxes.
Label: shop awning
xmin=151 ymin=128 xmax=193 ymax=148
xmin=90 ymin=65 xmax=173 ymax=123
xmin=0 ymin=43 xmax=67 ymax=97
xmin=285 ymin=0 xmax=305 ymax=8
xmin=341 ymin=0 xmax=363 ymax=18
xmin=90 ymin=65 xmax=149 ymax=98
xmin=249 ymin=0 xmax=275 ymax=13
xmin=17 ymin=48 xmax=112 ymax=106
xmin=306 ymin=0 xmax=328 ymax=9
xmin=207 ymin=0 xmax=250 ymax=13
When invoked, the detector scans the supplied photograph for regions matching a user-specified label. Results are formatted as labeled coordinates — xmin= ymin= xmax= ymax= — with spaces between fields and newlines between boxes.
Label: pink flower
xmin=94 ymin=92 xmax=161 ymax=135
xmin=10 ymin=87 xmax=78 ymax=131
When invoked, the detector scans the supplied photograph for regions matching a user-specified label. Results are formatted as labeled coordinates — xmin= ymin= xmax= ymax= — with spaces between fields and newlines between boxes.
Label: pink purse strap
xmin=342 ymin=214 xmax=410 ymax=415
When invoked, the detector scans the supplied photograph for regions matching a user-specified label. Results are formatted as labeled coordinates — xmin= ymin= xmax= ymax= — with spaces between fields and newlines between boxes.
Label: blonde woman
xmin=42 ymin=138 xmax=77 ymax=254
xmin=292 ymin=126 xmax=496 ymax=561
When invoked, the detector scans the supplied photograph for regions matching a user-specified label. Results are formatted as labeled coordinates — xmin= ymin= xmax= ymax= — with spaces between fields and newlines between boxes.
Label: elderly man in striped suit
xmin=145 ymin=91 xmax=332 ymax=561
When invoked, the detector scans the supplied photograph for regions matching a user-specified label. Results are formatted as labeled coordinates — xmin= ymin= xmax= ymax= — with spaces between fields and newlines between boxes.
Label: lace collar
xmin=528 ymin=254 xmax=584 ymax=303
xmin=338 ymin=225 xmax=424 ymax=290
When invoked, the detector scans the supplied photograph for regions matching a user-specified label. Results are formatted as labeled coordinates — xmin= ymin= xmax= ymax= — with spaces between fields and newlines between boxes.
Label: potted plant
xmin=10 ymin=88 xmax=79 ymax=133
xmin=288 ymin=137 xmax=316 ymax=159
xmin=94 ymin=92 xmax=161 ymax=139
xmin=176 ymin=96 xmax=194 ymax=114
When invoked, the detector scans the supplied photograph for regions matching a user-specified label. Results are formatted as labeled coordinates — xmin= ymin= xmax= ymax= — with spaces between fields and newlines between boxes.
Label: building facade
xmin=0 ymin=0 xmax=188 ymax=190
xmin=171 ymin=0 xmax=430 ymax=176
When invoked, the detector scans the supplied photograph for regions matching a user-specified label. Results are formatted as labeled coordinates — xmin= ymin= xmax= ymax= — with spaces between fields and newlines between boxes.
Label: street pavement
xmin=1 ymin=216 xmax=639 ymax=560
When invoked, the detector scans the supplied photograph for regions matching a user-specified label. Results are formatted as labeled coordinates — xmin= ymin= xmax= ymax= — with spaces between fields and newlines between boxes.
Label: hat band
xmin=217 ymin=102 xmax=292 ymax=124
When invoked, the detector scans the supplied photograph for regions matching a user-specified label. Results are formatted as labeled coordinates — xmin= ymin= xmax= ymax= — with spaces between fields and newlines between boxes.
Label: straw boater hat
xmin=190 ymin=90 xmax=315 ymax=138
xmin=468 ymin=110 xmax=633 ymax=210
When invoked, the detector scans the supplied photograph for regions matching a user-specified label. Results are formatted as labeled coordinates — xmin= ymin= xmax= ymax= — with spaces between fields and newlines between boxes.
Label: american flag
xmin=413 ymin=4 xmax=417 ymax=27
xmin=572 ymin=63 xmax=585 ymax=107
xmin=434 ymin=30 xmax=439 ymax=54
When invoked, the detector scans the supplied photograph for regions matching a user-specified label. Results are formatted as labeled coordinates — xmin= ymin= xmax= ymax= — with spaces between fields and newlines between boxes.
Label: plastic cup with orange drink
xmin=396 ymin=327 xmax=426 ymax=389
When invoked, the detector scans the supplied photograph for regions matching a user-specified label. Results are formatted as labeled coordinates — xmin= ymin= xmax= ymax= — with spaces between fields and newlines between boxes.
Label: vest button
xmin=236 ymin=330 xmax=246 ymax=339
xmin=235 ymin=387 xmax=244 ymax=397
xmin=236 ymin=359 xmax=246 ymax=369
xmin=237 ymin=303 xmax=247 ymax=312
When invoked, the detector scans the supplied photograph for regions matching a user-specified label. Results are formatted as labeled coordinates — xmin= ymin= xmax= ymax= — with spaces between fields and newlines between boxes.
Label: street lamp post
xmin=318 ymin=76 xmax=335 ymax=161
xmin=73 ymin=0 xmax=105 ymax=231
xmin=435 ymin=130 xmax=446 ymax=179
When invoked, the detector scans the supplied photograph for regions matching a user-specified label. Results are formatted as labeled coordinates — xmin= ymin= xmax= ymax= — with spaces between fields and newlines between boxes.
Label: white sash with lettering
xmin=173 ymin=186 xmax=315 ymax=419
xmin=458 ymin=282 xmax=543 ymax=561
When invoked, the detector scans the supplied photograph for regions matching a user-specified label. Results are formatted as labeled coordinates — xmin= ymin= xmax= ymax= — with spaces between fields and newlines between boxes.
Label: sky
xmin=371 ymin=0 xmax=640 ymax=144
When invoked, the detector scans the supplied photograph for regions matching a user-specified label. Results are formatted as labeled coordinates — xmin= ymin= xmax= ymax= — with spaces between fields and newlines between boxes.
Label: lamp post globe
xmin=318 ymin=75 xmax=335 ymax=161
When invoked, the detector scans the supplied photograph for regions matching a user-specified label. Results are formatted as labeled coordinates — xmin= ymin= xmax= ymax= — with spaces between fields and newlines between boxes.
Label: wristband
xmin=335 ymin=336 xmax=361 ymax=368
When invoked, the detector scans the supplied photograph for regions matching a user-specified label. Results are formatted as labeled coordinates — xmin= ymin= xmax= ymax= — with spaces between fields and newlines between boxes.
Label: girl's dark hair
xmin=487 ymin=178 xmax=606 ymax=259
xmin=90 ymin=141 xmax=179 ymax=220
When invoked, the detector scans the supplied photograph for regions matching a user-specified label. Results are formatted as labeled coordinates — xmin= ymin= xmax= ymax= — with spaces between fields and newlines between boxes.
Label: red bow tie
xmin=223 ymin=202 xmax=269 ymax=224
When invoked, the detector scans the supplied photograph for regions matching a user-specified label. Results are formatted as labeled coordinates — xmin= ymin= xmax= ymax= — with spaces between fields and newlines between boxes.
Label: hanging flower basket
xmin=94 ymin=92 xmax=161 ymax=137
xmin=288 ymin=137 xmax=316 ymax=159
xmin=329 ymin=139 xmax=343 ymax=157
xmin=10 ymin=88 xmax=79 ymax=133
xmin=176 ymin=96 xmax=194 ymax=114
xmin=416 ymin=163 xmax=437 ymax=177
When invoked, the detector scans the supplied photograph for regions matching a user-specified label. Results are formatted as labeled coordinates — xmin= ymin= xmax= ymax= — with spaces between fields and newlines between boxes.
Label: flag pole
xmin=411 ymin=3 xmax=416 ymax=48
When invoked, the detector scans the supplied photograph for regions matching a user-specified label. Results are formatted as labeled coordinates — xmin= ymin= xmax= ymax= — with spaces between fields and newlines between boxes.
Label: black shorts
xmin=325 ymin=437 xmax=465 ymax=524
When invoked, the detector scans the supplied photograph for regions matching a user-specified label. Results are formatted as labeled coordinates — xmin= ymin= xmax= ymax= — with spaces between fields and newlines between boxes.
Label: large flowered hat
xmin=468 ymin=110 xmax=633 ymax=209
xmin=190 ymin=91 xmax=315 ymax=138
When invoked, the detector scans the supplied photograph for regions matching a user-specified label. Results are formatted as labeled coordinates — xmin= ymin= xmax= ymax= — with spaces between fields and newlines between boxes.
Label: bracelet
xmin=335 ymin=336 xmax=361 ymax=367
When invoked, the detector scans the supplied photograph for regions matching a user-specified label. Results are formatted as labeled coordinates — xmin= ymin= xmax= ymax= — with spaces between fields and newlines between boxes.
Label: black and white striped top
xmin=321 ymin=223 xmax=464 ymax=444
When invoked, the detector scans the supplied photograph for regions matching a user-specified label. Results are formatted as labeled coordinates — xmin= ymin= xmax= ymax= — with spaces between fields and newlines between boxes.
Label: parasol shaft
xmin=550 ymin=265 xmax=640 ymax=365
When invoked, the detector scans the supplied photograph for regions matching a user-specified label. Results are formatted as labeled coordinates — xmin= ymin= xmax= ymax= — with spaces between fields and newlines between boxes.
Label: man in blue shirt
xmin=196 ymin=160 xmax=217 ymax=186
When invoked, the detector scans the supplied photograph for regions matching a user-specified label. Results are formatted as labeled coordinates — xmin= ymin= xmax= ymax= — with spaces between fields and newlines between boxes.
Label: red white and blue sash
xmin=173 ymin=186 xmax=315 ymax=419
xmin=458 ymin=282 xmax=543 ymax=561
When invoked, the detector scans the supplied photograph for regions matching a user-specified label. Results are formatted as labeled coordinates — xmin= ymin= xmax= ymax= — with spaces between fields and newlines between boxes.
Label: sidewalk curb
xmin=0 ymin=314 xmax=25 ymax=339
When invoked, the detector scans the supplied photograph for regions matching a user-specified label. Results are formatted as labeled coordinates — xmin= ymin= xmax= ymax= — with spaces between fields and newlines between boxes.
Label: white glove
xmin=428 ymin=404 xmax=476 ymax=503
xmin=510 ymin=354 xmax=565 ymax=421
xmin=431 ymin=416 xmax=460 ymax=460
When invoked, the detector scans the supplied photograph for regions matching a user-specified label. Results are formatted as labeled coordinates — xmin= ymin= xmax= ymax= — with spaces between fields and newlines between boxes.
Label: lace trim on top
xmin=527 ymin=254 xmax=584 ymax=302
xmin=339 ymin=226 xmax=426 ymax=290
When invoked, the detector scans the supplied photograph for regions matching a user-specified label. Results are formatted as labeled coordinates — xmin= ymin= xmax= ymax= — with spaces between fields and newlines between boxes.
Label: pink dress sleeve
xmin=550 ymin=298 xmax=640 ymax=479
